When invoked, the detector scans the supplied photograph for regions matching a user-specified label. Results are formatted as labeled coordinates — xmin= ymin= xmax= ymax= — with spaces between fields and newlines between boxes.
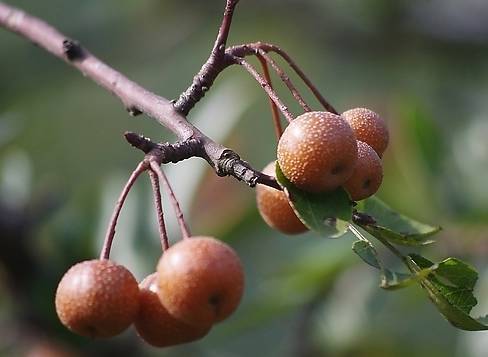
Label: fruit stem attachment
xmin=100 ymin=161 xmax=148 ymax=260
xmin=256 ymin=53 xmax=283 ymax=140
xmin=148 ymin=170 xmax=170 ymax=251
xmin=231 ymin=55 xmax=294 ymax=122
xmin=149 ymin=161 xmax=191 ymax=240
xmin=256 ymin=49 xmax=312 ymax=113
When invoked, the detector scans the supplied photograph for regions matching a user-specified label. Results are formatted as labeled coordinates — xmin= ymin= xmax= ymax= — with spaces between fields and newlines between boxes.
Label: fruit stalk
xmin=231 ymin=55 xmax=294 ymax=122
xmin=258 ymin=43 xmax=338 ymax=114
xmin=149 ymin=161 xmax=191 ymax=240
xmin=256 ymin=49 xmax=312 ymax=112
xmin=148 ymin=170 xmax=170 ymax=251
xmin=100 ymin=161 xmax=148 ymax=260
xmin=255 ymin=53 xmax=283 ymax=139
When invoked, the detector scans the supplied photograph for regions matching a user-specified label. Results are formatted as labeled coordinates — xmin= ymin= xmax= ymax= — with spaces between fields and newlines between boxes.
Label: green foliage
xmin=275 ymin=163 xmax=352 ymax=238
xmin=351 ymin=238 xmax=433 ymax=290
xmin=356 ymin=197 xmax=440 ymax=246
xmin=277 ymin=175 xmax=487 ymax=331
xmin=407 ymin=255 xmax=488 ymax=331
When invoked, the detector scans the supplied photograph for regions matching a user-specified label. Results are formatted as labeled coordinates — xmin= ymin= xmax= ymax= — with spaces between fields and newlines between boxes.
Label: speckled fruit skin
xmin=55 ymin=259 xmax=139 ymax=338
xmin=277 ymin=111 xmax=358 ymax=192
xmin=342 ymin=108 xmax=389 ymax=156
xmin=256 ymin=162 xmax=308 ymax=234
xmin=156 ymin=237 xmax=244 ymax=328
xmin=343 ymin=141 xmax=383 ymax=201
xmin=135 ymin=273 xmax=211 ymax=347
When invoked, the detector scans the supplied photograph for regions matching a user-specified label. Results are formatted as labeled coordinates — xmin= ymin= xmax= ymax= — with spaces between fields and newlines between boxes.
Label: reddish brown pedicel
xmin=277 ymin=111 xmax=358 ymax=192
xmin=256 ymin=161 xmax=308 ymax=234
xmin=157 ymin=236 xmax=244 ymax=328
xmin=342 ymin=108 xmax=389 ymax=156
xmin=135 ymin=273 xmax=211 ymax=347
xmin=344 ymin=141 xmax=383 ymax=201
xmin=55 ymin=259 xmax=139 ymax=338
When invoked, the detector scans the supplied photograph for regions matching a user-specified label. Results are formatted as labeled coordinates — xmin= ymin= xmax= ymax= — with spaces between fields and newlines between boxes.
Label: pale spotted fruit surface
xmin=342 ymin=108 xmax=389 ymax=156
xmin=256 ymin=161 xmax=308 ymax=234
xmin=157 ymin=237 xmax=244 ymax=328
xmin=344 ymin=141 xmax=383 ymax=201
xmin=277 ymin=111 xmax=358 ymax=192
xmin=135 ymin=273 xmax=211 ymax=347
xmin=55 ymin=259 xmax=139 ymax=338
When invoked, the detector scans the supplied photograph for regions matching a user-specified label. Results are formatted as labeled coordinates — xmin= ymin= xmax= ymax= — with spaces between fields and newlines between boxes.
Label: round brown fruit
xmin=342 ymin=108 xmax=389 ymax=156
xmin=135 ymin=273 xmax=211 ymax=347
xmin=55 ymin=259 xmax=139 ymax=338
xmin=277 ymin=111 xmax=358 ymax=192
xmin=157 ymin=237 xmax=244 ymax=328
xmin=256 ymin=161 xmax=307 ymax=234
xmin=343 ymin=141 xmax=383 ymax=201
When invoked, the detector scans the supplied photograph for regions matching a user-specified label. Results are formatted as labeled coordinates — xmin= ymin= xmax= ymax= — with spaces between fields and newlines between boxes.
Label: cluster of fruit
xmin=55 ymin=236 xmax=244 ymax=347
xmin=257 ymin=108 xmax=389 ymax=234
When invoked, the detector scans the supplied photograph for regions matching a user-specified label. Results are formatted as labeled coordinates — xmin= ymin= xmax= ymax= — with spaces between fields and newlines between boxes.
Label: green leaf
xmin=351 ymin=233 xmax=432 ymax=290
xmin=356 ymin=196 xmax=441 ymax=246
xmin=352 ymin=239 xmax=381 ymax=269
xmin=407 ymin=254 xmax=488 ymax=331
xmin=275 ymin=163 xmax=352 ymax=238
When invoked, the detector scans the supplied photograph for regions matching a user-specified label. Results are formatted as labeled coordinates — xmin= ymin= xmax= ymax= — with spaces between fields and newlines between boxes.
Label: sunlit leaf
xmin=352 ymin=240 xmax=381 ymax=269
xmin=356 ymin=196 xmax=440 ymax=246
xmin=275 ymin=163 xmax=352 ymax=238
xmin=407 ymin=255 xmax=488 ymax=331
xmin=351 ymin=234 xmax=432 ymax=290
xmin=351 ymin=226 xmax=432 ymax=290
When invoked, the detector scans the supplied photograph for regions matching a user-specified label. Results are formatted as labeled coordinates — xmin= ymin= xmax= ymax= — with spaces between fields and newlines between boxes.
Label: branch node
xmin=352 ymin=210 xmax=376 ymax=225
xmin=124 ymin=132 xmax=156 ymax=153
xmin=62 ymin=39 xmax=85 ymax=61
xmin=126 ymin=106 xmax=142 ymax=116
xmin=217 ymin=150 xmax=262 ymax=187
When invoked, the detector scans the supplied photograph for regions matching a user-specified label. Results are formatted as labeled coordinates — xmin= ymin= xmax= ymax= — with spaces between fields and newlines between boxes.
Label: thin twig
xmin=149 ymin=161 xmax=191 ymax=240
xmin=173 ymin=0 xmax=240 ymax=115
xmin=148 ymin=170 xmax=170 ymax=251
xmin=231 ymin=55 xmax=294 ymax=122
xmin=257 ymin=49 xmax=312 ymax=112
xmin=256 ymin=53 xmax=283 ymax=140
xmin=212 ymin=0 xmax=240 ymax=58
xmin=100 ymin=161 xmax=148 ymax=260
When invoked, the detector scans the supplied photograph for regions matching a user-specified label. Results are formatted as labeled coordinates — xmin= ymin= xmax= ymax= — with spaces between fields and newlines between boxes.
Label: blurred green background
xmin=1 ymin=0 xmax=488 ymax=356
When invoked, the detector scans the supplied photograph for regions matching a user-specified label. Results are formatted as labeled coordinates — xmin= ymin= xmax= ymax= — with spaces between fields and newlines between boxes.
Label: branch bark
xmin=0 ymin=1 xmax=279 ymax=189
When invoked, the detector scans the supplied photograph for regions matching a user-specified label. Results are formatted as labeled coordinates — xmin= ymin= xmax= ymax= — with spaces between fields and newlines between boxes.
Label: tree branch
xmin=173 ymin=0 xmax=240 ymax=115
xmin=0 ymin=1 xmax=279 ymax=190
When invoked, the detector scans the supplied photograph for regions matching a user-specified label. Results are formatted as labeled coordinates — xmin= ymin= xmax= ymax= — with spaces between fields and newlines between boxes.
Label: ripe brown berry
xmin=343 ymin=141 xmax=383 ymax=201
xmin=157 ymin=236 xmax=244 ymax=328
xmin=256 ymin=161 xmax=308 ymax=234
xmin=135 ymin=273 xmax=211 ymax=347
xmin=55 ymin=259 xmax=139 ymax=338
xmin=342 ymin=108 xmax=389 ymax=156
xmin=277 ymin=111 xmax=358 ymax=192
